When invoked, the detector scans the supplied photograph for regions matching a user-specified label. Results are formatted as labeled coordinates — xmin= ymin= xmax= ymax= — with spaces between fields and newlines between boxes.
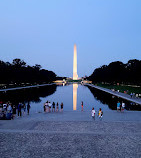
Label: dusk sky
xmin=0 ymin=0 xmax=140 ymax=77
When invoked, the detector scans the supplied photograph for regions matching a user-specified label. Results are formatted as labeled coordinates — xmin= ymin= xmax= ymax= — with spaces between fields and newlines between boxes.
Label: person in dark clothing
xmin=60 ymin=102 xmax=63 ymax=112
xmin=52 ymin=102 xmax=55 ymax=112
xmin=23 ymin=103 xmax=26 ymax=114
xmin=27 ymin=103 xmax=30 ymax=115
xmin=18 ymin=103 xmax=22 ymax=117
xmin=43 ymin=103 xmax=46 ymax=112
xmin=81 ymin=101 xmax=83 ymax=111
xmin=56 ymin=102 xmax=59 ymax=112
xmin=12 ymin=105 xmax=16 ymax=118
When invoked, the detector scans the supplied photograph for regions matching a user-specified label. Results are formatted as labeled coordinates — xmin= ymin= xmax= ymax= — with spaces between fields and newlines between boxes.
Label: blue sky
xmin=0 ymin=0 xmax=141 ymax=77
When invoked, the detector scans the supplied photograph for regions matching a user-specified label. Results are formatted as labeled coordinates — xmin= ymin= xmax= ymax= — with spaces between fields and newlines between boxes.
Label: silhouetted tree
xmin=88 ymin=59 xmax=141 ymax=85
xmin=12 ymin=58 xmax=26 ymax=67
xmin=0 ymin=58 xmax=57 ymax=84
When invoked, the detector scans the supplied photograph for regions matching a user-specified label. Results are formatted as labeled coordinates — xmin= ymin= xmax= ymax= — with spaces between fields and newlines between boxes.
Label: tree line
xmin=0 ymin=58 xmax=57 ymax=84
xmin=88 ymin=59 xmax=141 ymax=85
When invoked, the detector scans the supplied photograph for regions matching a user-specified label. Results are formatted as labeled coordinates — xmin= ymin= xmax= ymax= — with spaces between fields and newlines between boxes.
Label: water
xmin=35 ymin=84 xmax=111 ymax=112
xmin=0 ymin=83 xmax=140 ymax=113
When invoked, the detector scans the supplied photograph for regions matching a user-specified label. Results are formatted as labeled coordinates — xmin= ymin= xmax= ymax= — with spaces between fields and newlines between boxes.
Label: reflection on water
xmin=0 ymin=83 xmax=140 ymax=112
xmin=73 ymin=84 xmax=78 ymax=110
xmin=87 ymin=85 xmax=141 ymax=111
xmin=0 ymin=84 xmax=57 ymax=105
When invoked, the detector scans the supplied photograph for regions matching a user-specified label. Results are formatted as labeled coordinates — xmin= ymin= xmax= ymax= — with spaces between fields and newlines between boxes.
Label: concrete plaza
xmin=0 ymin=111 xmax=141 ymax=158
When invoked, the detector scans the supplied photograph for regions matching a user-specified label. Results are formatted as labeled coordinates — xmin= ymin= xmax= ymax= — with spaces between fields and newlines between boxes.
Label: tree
xmin=33 ymin=64 xmax=42 ymax=70
xmin=0 ymin=59 xmax=57 ymax=84
xmin=12 ymin=58 xmax=26 ymax=67
xmin=88 ymin=59 xmax=141 ymax=85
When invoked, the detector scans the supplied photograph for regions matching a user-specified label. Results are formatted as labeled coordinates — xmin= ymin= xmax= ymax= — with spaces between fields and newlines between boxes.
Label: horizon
xmin=0 ymin=0 xmax=141 ymax=77
xmin=0 ymin=57 xmax=140 ymax=78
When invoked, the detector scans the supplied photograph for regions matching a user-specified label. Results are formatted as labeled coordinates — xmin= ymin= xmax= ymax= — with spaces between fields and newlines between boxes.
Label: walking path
xmin=85 ymin=83 xmax=141 ymax=105
xmin=0 ymin=83 xmax=55 ymax=92
xmin=0 ymin=111 xmax=141 ymax=158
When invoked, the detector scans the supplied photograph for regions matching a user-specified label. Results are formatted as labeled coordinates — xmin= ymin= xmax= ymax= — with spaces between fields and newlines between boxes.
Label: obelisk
xmin=73 ymin=44 xmax=78 ymax=80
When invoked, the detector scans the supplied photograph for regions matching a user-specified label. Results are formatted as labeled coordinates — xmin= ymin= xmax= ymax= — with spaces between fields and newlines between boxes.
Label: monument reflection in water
xmin=73 ymin=84 xmax=78 ymax=110
xmin=0 ymin=83 xmax=140 ymax=112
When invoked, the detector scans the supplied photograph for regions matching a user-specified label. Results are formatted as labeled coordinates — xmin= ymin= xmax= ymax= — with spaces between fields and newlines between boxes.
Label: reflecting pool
xmin=0 ymin=83 xmax=140 ymax=113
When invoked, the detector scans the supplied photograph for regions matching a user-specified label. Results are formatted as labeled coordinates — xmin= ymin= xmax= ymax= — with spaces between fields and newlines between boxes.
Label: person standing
xmin=81 ymin=101 xmax=83 ymax=111
xmin=121 ymin=101 xmax=125 ymax=111
xmin=98 ymin=108 xmax=103 ymax=119
xmin=136 ymin=94 xmax=138 ymax=98
xmin=3 ymin=103 xmax=7 ymax=112
xmin=91 ymin=107 xmax=95 ymax=119
xmin=12 ymin=105 xmax=16 ymax=118
xmin=117 ymin=101 xmax=121 ymax=111
xmin=6 ymin=104 xmax=13 ymax=120
xmin=52 ymin=102 xmax=55 ymax=112
xmin=43 ymin=103 xmax=46 ymax=112
xmin=130 ymin=92 xmax=133 ymax=98
xmin=23 ymin=103 xmax=26 ymax=114
xmin=56 ymin=102 xmax=59 ymax=112
xmin=45 ymin=101 xmax=49 ymax=112
xmin=18 ymin=103 xmax=22 ymax=117
xmin=48 ymin=102 xmax=52 ymax=112
xmin=7 ymin=104 xmax=12 ymax=113
xmin=27 ymin=103 xmax=30 ymax=115
xmin=60 ymin=102 xmax=63 ymax=112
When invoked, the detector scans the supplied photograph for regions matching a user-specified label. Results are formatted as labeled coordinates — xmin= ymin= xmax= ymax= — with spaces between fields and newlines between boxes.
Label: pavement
xmin=0 ymin=111 xmax=141 ymax=158
xmin=0 ymin=83 xmax=55 ymax=92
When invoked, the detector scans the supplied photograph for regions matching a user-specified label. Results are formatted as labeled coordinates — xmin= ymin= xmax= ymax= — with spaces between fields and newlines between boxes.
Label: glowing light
xmin=73 ymin=84 xmax=78 ymax=110
xmin=73 ymin=44 xmax=78 ymax=80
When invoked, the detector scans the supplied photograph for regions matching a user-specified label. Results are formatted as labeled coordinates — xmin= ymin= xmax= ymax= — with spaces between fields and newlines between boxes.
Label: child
xmin=91 ymin=107 xmax=95 ymax=119
xmin=98 ymin=108 xmax=103 ymax=119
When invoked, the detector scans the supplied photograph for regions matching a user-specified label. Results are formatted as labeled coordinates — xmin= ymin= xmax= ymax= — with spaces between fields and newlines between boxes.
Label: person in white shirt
xmin=91 ymin=107 xmax=95 ymax=119
xmin=121 ymin=101 xmax=125 ymax=111
xmin=48 ymin=102 xmax=52 ymax=112
xmin=7 ymin=104 xmax=12 ymax=112
xmin=3 ymin=104 xmax=7 ymax=111
xmin=44 ymin=101 xmax=48 ymax=112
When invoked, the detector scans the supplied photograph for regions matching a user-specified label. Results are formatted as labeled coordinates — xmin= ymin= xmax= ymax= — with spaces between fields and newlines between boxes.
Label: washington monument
xmin=73 ymin=44 xmax=78 ymax=80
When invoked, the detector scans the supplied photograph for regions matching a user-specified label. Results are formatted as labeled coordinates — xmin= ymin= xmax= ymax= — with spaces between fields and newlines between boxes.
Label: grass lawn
xmin=96 ymin=83 xmax=141 ymax=96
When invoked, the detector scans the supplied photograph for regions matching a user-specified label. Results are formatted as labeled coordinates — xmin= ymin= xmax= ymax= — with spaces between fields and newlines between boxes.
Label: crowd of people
xmin=43 ymin=101 xmax=64 ymax=113
xmin=111 ymin=89 xmax=141 ymax=99
xmin=0 ymin=101 xmax=31 ymax=120
xmin=91 ymin=101 xmax=126 ymax=120
xmin=130 ymin=92 xmax=141 ymax=98
xmin=43 ymin=101 xmax=104 ymax=120
xmin=0 ymin=99 xmax=129 ymax=120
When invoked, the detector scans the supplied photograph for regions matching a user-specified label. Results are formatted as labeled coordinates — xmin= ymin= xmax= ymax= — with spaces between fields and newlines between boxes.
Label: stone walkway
xmin=86 ymin=84 xmax=141 ymax=105
xmin=0 ymin=83 xmax=55 ymax=92
xmin=0 ymin=111 xmax=141 ymax=158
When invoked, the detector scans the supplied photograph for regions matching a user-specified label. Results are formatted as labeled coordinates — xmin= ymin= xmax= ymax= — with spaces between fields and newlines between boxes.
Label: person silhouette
xmin=81 ymin=101 xmax=83 ymax=111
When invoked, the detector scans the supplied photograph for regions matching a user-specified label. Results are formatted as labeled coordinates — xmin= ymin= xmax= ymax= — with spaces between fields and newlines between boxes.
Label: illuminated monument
xmin=73 ymin=44 xmax=78 ymax=80
xmin=72 ymin=44 xmax=78 ymax=110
